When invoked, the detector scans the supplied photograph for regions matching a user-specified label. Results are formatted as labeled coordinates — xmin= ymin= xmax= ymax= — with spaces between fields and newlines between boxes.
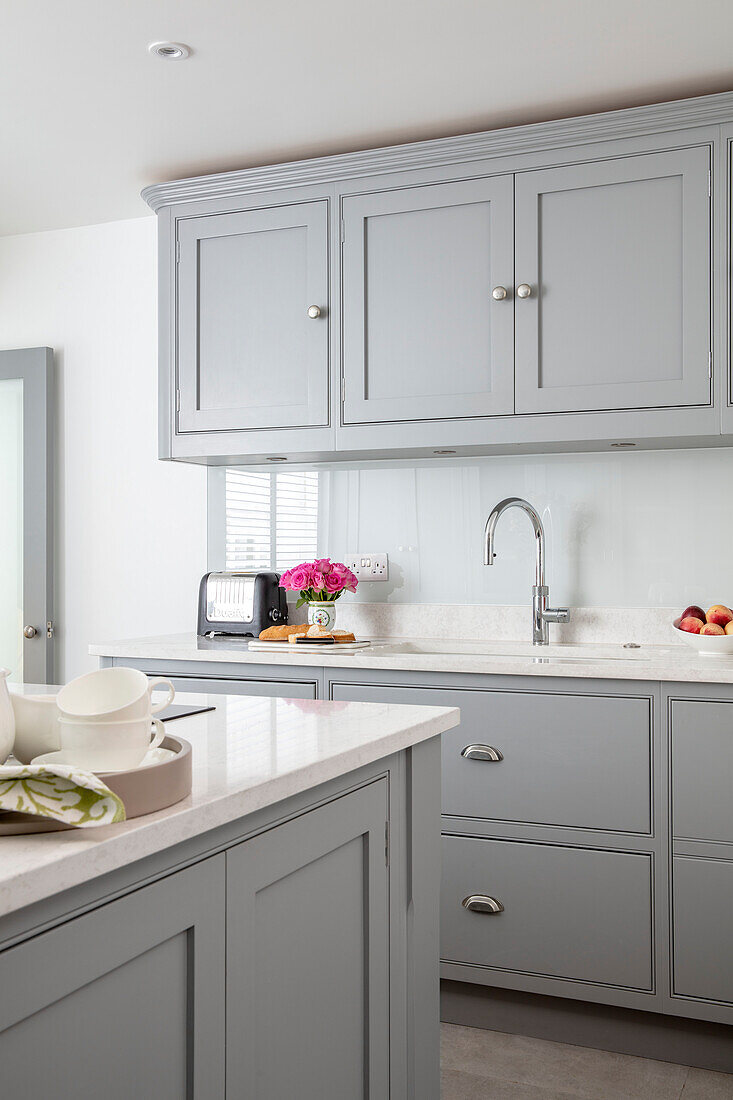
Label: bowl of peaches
xmin=673 ymin=604 xmax=733 ymax=656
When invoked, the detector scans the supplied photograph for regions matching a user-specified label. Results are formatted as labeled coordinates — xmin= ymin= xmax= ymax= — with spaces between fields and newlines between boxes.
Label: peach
xmin=701 ymin=623 xmax=725 ymax=636
xmin=706 ymin=605 xmax=733 ymax=628
xmin=726 ymin=622 xmax=733 ymax=636
xmin=679 ymin=616 xmax=704 ymax=634
xmin=681 ymin=605 xmax=706 ymax=622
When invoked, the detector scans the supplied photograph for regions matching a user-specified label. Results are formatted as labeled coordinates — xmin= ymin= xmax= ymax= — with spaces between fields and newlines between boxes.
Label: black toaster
xmin=197 ymin=572 xmax=288 ymax=637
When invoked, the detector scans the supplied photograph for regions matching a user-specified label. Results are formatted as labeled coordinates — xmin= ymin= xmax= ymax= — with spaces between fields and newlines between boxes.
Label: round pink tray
xmin=0 ymin=735 xmax=192 ymax=834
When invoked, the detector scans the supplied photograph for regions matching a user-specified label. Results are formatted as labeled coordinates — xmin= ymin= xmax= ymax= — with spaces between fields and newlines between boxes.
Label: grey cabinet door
xmin=341 ymin=175 xmax=514 ymax=424
xmin=0 ymin=856 xmax=225 ymax=1100
xmin=514 ymin=146 xmax=712 ymax=414
xmin=226 ymin=778 xmax=390 ymax=1099
xmin=673 ymin=856 xmax=733 ymax=1005
xmin=671 ymin=698 xmax=733 ymax=843
xmin=442 ymin=835 xmax=653 ymax=991
xmin=177 ymin=200 xmax=329 ymax=433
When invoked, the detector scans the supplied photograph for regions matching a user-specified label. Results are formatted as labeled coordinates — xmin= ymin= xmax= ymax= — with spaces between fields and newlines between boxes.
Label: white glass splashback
xmin=0 ymin=379 xmax=23 ymax=680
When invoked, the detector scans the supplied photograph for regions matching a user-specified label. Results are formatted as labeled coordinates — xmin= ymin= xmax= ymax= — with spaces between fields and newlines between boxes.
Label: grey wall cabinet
xmin=226 ymin=779 xmax=390 ymax=1099
xmin=514 ymin=147 xmax=712 ymax=415
xmin=0 ymin=856 xmax=226 ymax=1100
xmin=176 ymin=199 xmax=330 ymax=435
xmin=145 ymin=93 xmax=733 ymax=463
xmin=340 ymin=176 xmax=515 ymax=424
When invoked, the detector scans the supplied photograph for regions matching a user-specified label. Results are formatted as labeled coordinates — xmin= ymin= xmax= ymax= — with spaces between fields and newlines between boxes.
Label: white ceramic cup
xmin=57 ymin=667 xmax=175 ymax=722
xmin=57 ymin=716 xmax=166 ymax=772
xmin=10 ymin=693 xmax=61 ymax=763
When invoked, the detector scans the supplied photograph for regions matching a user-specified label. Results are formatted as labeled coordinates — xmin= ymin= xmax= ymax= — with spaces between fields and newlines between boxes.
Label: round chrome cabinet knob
xmin=516 ymin=283 xmax=532 ymax=299
xmin=23 ymin=626 xmax=38 ymax=639
xmin=307 ymin=305 xmax=322 ymax=319
xmin=492 ymin=286 xmax=508 ymax=301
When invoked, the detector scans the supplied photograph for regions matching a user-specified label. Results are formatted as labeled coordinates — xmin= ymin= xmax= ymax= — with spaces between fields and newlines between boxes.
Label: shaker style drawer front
xmin=671 ymin=699 xmax=733 ymax=843
xmin=442 ymin=835 xmax=654 ymax=991
xmin=673 ymin=856 xmax=733 ymax=1005
xmin=330 ymin=682 xmax=652 ymax=833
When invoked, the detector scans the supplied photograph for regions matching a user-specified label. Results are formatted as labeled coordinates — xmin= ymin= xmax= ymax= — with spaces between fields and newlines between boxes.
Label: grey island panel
xmin=226 ymin=779 xmax=390 ymax=1099
xmin=0 ymin=856 xmax=226 ymax=1100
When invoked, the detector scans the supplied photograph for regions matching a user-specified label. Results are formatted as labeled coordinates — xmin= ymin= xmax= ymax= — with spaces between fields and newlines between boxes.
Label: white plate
xmin=248 ymin=639 xmax=371 ymax=653
xmin=671 ymin=618 xmax=733 ymax=657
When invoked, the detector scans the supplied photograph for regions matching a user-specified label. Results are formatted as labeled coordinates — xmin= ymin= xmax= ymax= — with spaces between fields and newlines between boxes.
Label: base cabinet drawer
xmin=165 ymin=675 xmax=318 ymax=700
xmin=442 ymin=835 xmax=654 ymax=991
xmin=672 ymin=699 xmax=733 ymax=843
xmin=673 ymin=856 xmax=733 ymax=1005
xmin=330 ymin=681 xmax=652 ymax=832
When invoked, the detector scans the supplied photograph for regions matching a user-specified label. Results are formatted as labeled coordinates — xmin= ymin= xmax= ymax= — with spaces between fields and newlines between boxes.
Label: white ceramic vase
xmin=0 ymin=669 xmax=16 ymax=764
xmin=307 ymin=601 xmax=337 ymax=631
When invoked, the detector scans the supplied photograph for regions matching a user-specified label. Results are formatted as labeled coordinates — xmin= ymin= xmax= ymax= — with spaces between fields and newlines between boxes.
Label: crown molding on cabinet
xmin=142 ymin=89 xmax=733 ymax=211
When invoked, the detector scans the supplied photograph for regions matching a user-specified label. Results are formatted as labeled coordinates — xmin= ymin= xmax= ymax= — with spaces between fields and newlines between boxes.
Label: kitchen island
xmin=0 ymin=688 xmax=458 ymax=1100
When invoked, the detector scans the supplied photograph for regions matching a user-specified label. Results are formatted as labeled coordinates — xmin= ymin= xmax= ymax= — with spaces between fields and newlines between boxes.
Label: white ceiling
xmin=3 ymin=0 xmax=733 ymax=236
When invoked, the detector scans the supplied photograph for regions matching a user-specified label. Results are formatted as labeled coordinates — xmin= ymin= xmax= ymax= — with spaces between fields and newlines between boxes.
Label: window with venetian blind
xmin=224 ymin=468 xmax=319 ymax=572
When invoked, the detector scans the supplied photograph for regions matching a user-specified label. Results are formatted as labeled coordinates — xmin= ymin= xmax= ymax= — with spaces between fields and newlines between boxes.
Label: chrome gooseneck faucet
xmin=484 ymin=497 xmax=570 ymax=646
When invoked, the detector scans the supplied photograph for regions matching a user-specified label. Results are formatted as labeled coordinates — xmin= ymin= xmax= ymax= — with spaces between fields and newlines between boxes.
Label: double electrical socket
xmin=347 ymin=553 xmax=389 ymax=581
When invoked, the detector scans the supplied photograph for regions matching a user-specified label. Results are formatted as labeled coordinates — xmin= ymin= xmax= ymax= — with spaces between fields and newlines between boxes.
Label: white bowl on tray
xmin=672 ymin=617 xmax=733 ymax=657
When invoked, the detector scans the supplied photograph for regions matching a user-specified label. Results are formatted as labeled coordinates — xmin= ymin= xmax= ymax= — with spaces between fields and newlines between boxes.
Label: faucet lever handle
xmin=542 ymin=607 xmax=570 ymax=625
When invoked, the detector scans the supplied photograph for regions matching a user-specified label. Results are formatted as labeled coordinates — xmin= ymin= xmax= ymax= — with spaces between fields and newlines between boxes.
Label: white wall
xmin=0 ymin=217 xmax=207 ymax=681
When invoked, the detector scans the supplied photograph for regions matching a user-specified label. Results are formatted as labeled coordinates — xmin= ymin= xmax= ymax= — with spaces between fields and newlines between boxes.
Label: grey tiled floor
xmin=441 ymin=1024 xmax=733 ymax=1100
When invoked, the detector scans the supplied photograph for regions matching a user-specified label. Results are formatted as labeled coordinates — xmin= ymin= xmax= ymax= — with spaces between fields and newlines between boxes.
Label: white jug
xmin=0 ymin=669 xmax=16 ymax=764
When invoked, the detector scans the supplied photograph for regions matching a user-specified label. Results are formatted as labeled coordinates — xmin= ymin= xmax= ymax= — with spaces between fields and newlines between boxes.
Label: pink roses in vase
xmin=279 ymin=559 xmax=359 ymax=608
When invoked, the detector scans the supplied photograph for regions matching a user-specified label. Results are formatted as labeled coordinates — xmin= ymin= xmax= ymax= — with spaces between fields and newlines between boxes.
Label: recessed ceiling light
xmin=610 ymin=442 xmax=636 ymax=448
xmin=434 ymin=449 xmax=457 ymax=455
xmin=266 ymin=456 xmax=288 ymax=462
xmin=148 ymin=41 xmax=191 ymax=61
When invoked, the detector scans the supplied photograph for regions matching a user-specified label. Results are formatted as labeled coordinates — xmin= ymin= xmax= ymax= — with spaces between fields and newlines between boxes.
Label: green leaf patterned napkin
xmin=0 ymin=764 xmax=126 ymax=827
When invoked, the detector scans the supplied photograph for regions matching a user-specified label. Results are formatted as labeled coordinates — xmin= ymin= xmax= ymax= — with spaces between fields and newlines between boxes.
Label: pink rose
xmin=313 ymin=558 xmax=332 ymax=574
xmin=323 ymin=571 xmax=344 ymax=594
xmin=330 ymin=561 xmax=358 ymax=593
xmin=279 ymin=568 xmax=293 ymax=589
xmin=288 ymin=565 xmax=311 ymax=591
xmin=311 ymin=571 xmax=325 ymax=592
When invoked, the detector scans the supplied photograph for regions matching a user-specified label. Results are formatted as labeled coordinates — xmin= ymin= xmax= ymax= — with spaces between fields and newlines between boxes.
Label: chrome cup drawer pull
xmin=461 ymin=744 xmax=503 ymax=762
xmin=462 ymin=894 xmax=504 ymax=915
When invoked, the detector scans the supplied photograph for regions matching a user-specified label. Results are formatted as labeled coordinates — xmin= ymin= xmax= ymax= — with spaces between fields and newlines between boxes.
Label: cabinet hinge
xmin=340 ymin=220 xmax=345 ymax=244
xmin=385 ymin=821 xmax=390 ymax=867
xmin=46 ymin=621 xmax=54 ymax=640
xmin=175 ymin=388 xmax=181 ymax=412
xmin=175 ymin=240 xmax=181 ymax=263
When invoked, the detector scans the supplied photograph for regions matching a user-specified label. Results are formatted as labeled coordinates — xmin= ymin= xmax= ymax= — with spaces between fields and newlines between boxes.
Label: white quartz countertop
xmin=90 ymin=632 xmax=733 ymax=685
xmin=0 ymin=686 xmax=457 ymax=919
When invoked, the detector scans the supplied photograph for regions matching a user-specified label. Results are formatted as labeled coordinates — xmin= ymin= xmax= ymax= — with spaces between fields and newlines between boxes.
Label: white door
xmin=0 ymin=348 xmax=54 ymax=682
